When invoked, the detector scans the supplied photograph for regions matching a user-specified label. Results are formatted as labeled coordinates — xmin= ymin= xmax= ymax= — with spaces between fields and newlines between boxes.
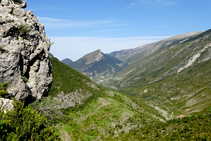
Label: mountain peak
xmin=95 ymin=49 xmax=102 ymax=53
xmin=75 ymin=49 xmax=104 ymax=65
xmin=61 ymin=58 xmax=73 ymax=66
xmin=89 ymin=49 xmax=103 ymax=64
xmin=69 ymin=49 xmax=127 ymax=84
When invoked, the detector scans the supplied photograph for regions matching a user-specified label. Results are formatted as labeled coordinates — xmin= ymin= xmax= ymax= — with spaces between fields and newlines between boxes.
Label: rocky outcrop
xmin=0 ymin=98 xmax=13 ymax=113
xmin=54 ymin=90 xmax=93 ymax=109
xmin=0 ymin=0 xmax=52 ymax=100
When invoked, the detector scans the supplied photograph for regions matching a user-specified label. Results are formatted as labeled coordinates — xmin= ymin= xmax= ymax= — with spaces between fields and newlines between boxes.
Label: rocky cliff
xmin=0 ymin=0 xmax=52 ymax=100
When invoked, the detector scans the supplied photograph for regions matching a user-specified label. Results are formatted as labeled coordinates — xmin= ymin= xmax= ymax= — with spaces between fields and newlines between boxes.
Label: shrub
xmin=18 ymin=23 xmax=31 ymax=39
xmin=46 ymin=42 xmax=54 ymax=47
xmin=0 ymin=45 xmax=8 ymax=54
xmin=0 ymin=99 xmax=61 ymax=140
xmin=0 ymin=83 xmax=9 ymax=98
xmin=0 ymin=83 xmax=8 ymax=90
xmin=30 ymin=97 xmax=65 ymax=126
xmin=12 ymin=0 xmax=22 ymax=4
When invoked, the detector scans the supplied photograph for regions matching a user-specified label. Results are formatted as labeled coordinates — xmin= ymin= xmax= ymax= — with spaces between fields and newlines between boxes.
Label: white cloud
xmin=49 ymin=36 xmax=170 ymax=61
xmin=126 ymin=3 xmax=138 ymax=9
xmin=138 ymin=0 xmax=176 ymax=5
xmin=90 ymin=28 xmax=128 ymax=33
xmin=37 ymin=17 xmax=119 ymax=29
xmin=127 ymin=0 xmax=177 ymax=8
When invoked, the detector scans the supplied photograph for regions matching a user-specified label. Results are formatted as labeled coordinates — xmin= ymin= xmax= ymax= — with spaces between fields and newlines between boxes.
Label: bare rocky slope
xmin=0 ymin=0 xmax=52 ymax=102
xmin=107 ymin=31 xmax=203 ymax=64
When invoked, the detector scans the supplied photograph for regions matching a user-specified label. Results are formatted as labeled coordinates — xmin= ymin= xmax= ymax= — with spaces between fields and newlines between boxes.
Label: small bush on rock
xmin=12 ymin=0 xmax=22 ymax=4
xmin=0 ymin=99 xmax=61 ymax=140
xmin=0 ymin=45 xmax=9 ymax=54
xmin=0 ymin=83 xmax=9 ymax=98
xmin=18 ymin=23 xmax=31 ymax=39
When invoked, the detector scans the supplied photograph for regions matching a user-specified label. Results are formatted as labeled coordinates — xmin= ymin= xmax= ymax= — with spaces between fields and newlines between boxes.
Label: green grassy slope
xmin=110 ymin=113 xmax=211 ymax=141
xmin=30 ymin=56 xmax=164 ymax=140
xmin=48 ymin=57 xmax=105 ymax=97
xmin=121 ymin=58 xmax=211 ymax=117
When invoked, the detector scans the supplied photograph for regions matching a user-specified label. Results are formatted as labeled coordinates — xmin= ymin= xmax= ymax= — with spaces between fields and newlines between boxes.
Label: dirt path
xmin=59 ymin=129 xmax=71 ymax=141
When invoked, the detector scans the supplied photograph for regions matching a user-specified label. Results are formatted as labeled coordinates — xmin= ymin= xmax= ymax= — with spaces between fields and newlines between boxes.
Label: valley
xmin=54 ymin=29 xmax=211 ymax=140
xmin=30 ymin=56 xmax=165 ymax=140
xmin=64 ymin=29 xmax=211 ymax=120
xmin=1 ymin=0 xmax=211 ymax=140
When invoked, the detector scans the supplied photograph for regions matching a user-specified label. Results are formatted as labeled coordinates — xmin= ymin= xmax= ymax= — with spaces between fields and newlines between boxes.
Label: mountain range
xmin=64 ymin=49 xmax=127 ymax=84
xmin=56 ymin=29 xmax=211 ymax=140
xmin=63 ymin=29 xmax=211 ymax=119
xmin=106 ymin=29 xmax=211 ymax=117
xmin=46 ymin=31 xmax=211 ymax=139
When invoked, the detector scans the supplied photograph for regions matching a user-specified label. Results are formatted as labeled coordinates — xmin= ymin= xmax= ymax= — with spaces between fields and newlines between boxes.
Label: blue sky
xmin=25 ymin=0 xmax=211 ymax=61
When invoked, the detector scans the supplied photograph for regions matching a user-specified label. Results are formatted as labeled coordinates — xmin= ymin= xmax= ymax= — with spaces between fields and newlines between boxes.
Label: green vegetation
xmin=0 ymin=21 xmax=6 ymax=25
xmin=9 ymin=20 xmax=14 ymax=23
xmin=18 ymin=23 xmax=31 ymax=34
xmin=106 ymin=29 xmax=211 ymax=116
xmin=49 ymin=57 xmax=105 ymax=97
xmin=1 ymin=29 xmax=209 ymax=140
xmin=0 ymin=20 xmax=14 ymax=25
xmin=0 ymin=99 xmax=61 ymax=141
xmin=18 ymin=23 xmax=31 ymax=39
xmin=46 ymin=42 xmax=54 ymax=47
xmin=30 ymin=57 xmax=164 ymax=140
xmin=32 ymin=91 xmax=163 ymax=140
xmin=12 ymin=0 xmax=22 ymax=4
xmin=0 ymin=83 xmax=9 ymax=98
xmin=30 ymin=97 xmax=64 ymax=126
xmin=21 ymin=76 xmax=29 ymax=83
xmin=21 ymin=71 xmax=29 ymax=83
xmin=0 ymin=45 xmax=8 ymax=54
xmin=111 ymin=114 xmax=211 ymax=140
xmin=58 ymin=92 xmax=163 ymax=140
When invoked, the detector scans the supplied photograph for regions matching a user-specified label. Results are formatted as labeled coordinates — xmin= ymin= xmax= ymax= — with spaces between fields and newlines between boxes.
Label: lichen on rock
xmin=0 ymin=0 xmax=52 ymax=100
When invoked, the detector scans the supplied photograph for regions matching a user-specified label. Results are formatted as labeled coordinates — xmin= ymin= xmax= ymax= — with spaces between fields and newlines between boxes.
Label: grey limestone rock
xmin=0 ymin=98 xmax=13 ymax=113
xmin=0 ymin=1 xmax=52 ymax=100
